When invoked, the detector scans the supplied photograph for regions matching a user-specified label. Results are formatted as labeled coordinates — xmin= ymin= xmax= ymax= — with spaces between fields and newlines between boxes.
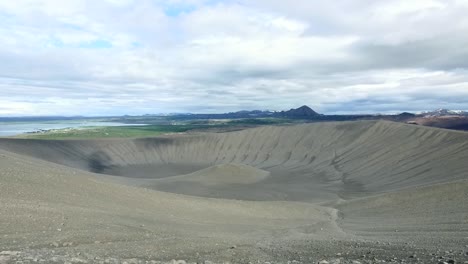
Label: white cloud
xmin=0 ymin=0 xmax=467 ymax=115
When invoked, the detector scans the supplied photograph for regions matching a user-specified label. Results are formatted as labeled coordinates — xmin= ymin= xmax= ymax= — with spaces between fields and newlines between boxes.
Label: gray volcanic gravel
xmin=1 ymin=121 xmax=467 ymax=263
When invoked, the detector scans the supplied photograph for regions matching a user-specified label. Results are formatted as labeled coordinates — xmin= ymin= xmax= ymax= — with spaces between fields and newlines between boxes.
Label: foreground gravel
xmin=1 ymin=240 xmax=468 ymax=264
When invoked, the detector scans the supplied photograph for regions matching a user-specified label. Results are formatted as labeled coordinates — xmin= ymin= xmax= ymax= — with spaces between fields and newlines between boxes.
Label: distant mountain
xmin=233 ymin=110 xmax=274 ymax=116
xmin=401 ymin=109 xmax=468 ymax=131
xmin=276 ymin=105 xmax=321 ymax=118
xmin=398 ymin=112 xmax=416 ymax=117
xmin=389 ymin=112 xmax=417 ymax=121
xmin=99 ymin=106 xmax=465 ymax=132
xmin=168 ymin=105 xmax=324 ymax=120
xmin=421 ymin=109 xmax=467 ymax=117
xmin=169 ymin=109 xmax=275 ymax=120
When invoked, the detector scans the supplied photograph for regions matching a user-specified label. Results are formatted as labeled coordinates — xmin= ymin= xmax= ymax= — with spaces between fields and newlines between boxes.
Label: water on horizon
xmin=0 ymin=121 xmax=146 ymax=137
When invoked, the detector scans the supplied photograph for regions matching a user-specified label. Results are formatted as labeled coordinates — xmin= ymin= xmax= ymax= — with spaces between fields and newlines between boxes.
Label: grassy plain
xmin=19 ymin=118 xmax=296 ymax=139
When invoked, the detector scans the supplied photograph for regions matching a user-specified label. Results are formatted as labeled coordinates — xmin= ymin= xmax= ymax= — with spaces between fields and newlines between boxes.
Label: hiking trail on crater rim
xmin=1 ymin=120 xmax=467 ymax=263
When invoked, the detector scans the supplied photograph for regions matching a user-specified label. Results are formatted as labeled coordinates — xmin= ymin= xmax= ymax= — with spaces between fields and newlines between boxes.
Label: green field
xmin=19 ymin=125 xmax=209 ymax=139
xmin=19 ymin=118 xmax=298 ymax=139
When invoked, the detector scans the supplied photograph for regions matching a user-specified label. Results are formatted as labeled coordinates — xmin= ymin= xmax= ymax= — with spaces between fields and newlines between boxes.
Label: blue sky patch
xmin=163 ymin=4 xmax=196 ymax=17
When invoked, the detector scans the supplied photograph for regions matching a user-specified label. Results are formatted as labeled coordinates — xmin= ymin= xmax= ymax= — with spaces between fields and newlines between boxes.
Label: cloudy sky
xmin=1 ymin=0 xmax=468 ymax=116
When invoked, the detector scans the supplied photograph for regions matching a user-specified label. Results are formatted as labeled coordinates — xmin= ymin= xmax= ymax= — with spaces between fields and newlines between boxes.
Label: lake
xmin=0 ymin=121 xmax=146 ymax=137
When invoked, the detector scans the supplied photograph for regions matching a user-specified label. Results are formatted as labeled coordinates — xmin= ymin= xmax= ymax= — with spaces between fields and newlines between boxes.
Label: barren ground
xmin=1 ymin=121 xmax=467 ymax=263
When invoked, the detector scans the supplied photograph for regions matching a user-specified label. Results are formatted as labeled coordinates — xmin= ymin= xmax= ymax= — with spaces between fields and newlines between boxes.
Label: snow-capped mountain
xmin=421 ymin=109 xmax=467 ymax=117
